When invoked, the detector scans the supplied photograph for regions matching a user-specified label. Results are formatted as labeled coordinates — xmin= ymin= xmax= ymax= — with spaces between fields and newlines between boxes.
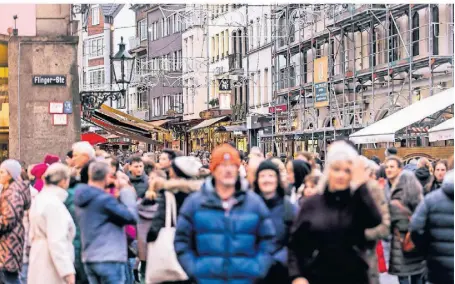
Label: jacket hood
xmin=415 ymin=167 xmax=431 ymax=182
xmin=442 ymin=170 xmax=454 ymax=198
xmin=74 ymin=184 xmax=105 ymax=207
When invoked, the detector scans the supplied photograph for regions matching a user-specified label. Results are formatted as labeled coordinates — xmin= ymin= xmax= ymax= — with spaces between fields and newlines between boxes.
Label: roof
xmin=428 ymin=117 xmax=454 ymax=142
xmin=349 ymin=88 xmax=454 ymax=144
xmin=100 ymin=4 xmax=124 ymax=17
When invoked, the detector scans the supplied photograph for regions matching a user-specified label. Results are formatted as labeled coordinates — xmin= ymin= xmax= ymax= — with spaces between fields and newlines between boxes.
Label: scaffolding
xmin=268 ymin=4 xmax=454 ymax=157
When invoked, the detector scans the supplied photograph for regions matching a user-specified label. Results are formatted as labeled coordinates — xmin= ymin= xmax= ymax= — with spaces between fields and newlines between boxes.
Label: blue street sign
xmin=63 ymin=101 xmax=73 ymax=114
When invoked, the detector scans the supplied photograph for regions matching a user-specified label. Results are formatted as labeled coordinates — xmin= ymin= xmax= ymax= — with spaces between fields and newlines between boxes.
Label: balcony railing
xmin=129 ymin=36 xmax=141 ymax=51
xmin=229 ymin=53 xmax=243 ymax=71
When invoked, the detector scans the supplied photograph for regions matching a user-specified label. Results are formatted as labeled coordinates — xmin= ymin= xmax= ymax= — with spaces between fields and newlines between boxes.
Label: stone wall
xmin=8 ymin=35 xmax=80 ymax=164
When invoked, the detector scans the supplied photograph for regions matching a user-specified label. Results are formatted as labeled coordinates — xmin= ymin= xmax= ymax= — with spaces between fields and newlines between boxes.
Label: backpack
xmin=390 ymin=199 xmax=416 ymax=253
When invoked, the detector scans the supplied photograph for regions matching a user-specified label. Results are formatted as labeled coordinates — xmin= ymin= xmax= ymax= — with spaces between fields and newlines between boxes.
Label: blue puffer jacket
xmin=410 ymin=170 xmax=454 ymax=284
xmin=174 ymin=177 xmax=276 ymax=284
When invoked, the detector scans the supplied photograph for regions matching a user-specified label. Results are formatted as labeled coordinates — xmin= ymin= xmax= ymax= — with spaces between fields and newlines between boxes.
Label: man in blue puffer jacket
xmin=174 ymin=144 xmax=276 ymax=284
xmin=410 ymin=169 xmax=454 ymax=284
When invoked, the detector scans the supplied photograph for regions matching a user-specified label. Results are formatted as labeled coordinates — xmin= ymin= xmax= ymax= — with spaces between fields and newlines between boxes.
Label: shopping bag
xmin=145 ymin=191 xmax=188 ymax=283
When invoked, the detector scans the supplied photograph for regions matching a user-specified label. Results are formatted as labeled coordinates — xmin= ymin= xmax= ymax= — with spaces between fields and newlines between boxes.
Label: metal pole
xmin=206 ymin=5 xmax=210 ymax=111
xmin=246 ymin=4 xmax=250 ymax=151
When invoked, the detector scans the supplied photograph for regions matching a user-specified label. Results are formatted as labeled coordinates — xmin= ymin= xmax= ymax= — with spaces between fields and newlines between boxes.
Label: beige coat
xmin=28 ymin=185 xmax=76 ymax=284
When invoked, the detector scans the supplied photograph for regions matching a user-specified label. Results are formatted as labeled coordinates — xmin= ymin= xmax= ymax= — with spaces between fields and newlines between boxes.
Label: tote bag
xmin=145 ymin=191 xmax=188 ymax=284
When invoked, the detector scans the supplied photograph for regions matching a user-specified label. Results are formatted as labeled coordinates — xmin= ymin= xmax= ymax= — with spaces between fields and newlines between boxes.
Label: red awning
xmin=81 ymin=132 xmax=108 ymax=145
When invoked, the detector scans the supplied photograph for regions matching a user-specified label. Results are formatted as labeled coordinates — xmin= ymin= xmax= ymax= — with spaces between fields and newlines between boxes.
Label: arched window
xmin=388 ymin=22 xmax=399 ymax=62
xmin=432 ymin=5 xmax=439 ymax=55
xmin=412 ymin=12 xmax=419 ymax=56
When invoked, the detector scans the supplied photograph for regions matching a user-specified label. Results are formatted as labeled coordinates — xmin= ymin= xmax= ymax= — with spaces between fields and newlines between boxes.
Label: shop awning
xmin=190 ymin=116 xmax=228 ymax=131
xmin=428 ymin=117 xmax=454 ymax=142
xmin=149 ymin=119 xmax=172 ymax=127
xmin=83 ymin=104 xmax=166 ymax=145
xmin=350 ymin=88 xmax=454 ymax=144
xmin=81 ymin=132 xmax=107 ymax=145
xmin=216 ymin=125 xmax=248 ymax=132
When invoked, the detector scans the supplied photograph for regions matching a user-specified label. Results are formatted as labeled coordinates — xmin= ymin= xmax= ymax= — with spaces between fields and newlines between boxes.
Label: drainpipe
xmin=17 ymin=41 xmax=22 ymax=159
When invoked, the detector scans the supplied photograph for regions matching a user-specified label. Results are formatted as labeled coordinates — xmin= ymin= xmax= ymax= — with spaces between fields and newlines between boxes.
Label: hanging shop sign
xmin=33 ymin=75 xmax=67 ymax=86
xmin=268 ymin=104 xmax=287 ymax=113
xmin=218 ymin=79 xmax=231 ymax=92
xmin=313 ymin=57 xmax=329 ymax=108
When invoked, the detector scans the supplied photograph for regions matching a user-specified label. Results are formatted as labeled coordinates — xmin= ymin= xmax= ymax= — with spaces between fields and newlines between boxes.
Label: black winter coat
xmin=389 ymin=187 xmax=426 ymax=276
xmin=410 ymin=174 xmax=454 ymax=284
xmin=288 ymin=183 xmax=382 ymax=284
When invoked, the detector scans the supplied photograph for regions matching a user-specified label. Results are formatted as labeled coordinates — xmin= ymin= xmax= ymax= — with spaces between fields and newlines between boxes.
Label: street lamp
xmin=80 ymin=36 xmax=135 ymax=114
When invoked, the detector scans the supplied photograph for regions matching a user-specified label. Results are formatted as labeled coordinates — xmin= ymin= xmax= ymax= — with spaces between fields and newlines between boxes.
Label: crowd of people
xmin=0 ymin=141 xmax=452 ymax=284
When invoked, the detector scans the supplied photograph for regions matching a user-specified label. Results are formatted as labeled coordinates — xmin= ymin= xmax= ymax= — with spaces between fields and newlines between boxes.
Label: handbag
xmin=145 ymin=191 xmax=188 ymax=284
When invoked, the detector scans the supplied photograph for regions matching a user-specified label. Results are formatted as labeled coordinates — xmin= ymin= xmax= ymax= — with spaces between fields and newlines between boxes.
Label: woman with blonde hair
xmin=288 ymin=141 xmax=382 ymax=284
xmin=28 ymin=163 xmax=76 ymax=284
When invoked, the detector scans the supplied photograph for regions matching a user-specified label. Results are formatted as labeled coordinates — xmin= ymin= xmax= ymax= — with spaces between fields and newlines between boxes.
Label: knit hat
xmin=0 ymin=159 xmax=22 ymax=182
xmin=253 ymin=160 xmax=286 ymax=197
xmin=210 ymin=144 xmax=241 ymax=172
xmin=44 ymin=154 xmax=60 ymax=165
xmin=31 ymin=163 xmax=49 ymax=191
xmin=171 ymin=156 xmax=202 ymax=179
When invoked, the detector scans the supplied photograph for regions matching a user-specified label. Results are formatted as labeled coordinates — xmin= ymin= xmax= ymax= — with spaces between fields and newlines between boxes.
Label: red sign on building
xmin=268 ymin=104 xmax=288 ymax=113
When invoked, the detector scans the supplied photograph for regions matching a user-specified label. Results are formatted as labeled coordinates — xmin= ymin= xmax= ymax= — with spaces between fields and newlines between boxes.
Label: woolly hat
xmin=171 ymin=156 xmax=202 ymax=179
xmin=31 ymin=163 xmax=49 ymax=191
xmin=44 ymin=154 xmax=60 ymax=165
xmin=254 ymin=160 xmax=285 ymax=197
xmin=210 ymin=144 xmax=241 ymax=172
xmin=0 ymin=159 xmax=22 ymax=182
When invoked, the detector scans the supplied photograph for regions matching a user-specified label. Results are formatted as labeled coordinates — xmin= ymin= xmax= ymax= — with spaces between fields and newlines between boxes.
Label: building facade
xmin=80 ymin=4 xmax=125 ymax=110
xmin=264 ymin=4 xmax=454 ymax=158
xmin=1 ymin=4 xmax=80 ymax=164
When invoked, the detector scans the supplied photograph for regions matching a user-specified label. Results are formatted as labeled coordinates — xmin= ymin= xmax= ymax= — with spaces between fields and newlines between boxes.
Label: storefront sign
xmin=33 ymin=75 xmax=66 ymax=86
xmin=314 ymin=82 xmax=329 ymax=108
xmin=268 ymin=104 xmax=287 ymax=113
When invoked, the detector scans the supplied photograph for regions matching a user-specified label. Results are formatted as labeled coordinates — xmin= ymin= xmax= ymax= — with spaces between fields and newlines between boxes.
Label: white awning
xmin=429 ymin=117 xmax=454 ymax=142
xmin=190 ymin=116 xmax=228 ymax=131
xmin=350 ymin=88 xmax=454 ymax=144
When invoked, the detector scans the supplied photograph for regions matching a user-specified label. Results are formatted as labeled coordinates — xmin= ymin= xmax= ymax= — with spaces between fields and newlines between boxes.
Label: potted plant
xmin=209 ymin=98 xmax=219 ymax=107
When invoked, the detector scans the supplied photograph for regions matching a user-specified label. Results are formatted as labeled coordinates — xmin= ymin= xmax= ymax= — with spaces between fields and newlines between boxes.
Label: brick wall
xmin=88 ymin=8 xmax=105 ymax=36
xmin=88 ymin=58 xmax=104 ymax=67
